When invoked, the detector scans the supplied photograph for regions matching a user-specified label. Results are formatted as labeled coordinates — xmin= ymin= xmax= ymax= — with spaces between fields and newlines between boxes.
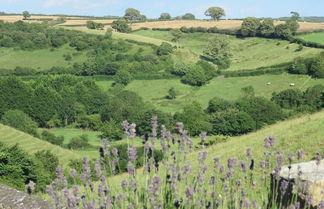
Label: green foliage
xmin=167 ymin=87 xmax=177 ymax=99
xmin=67 ymin=134 xmax=91 ymax=150
xmin=182 ymin=13 xmax=196 ymax=20
xmin=204 ymin=7 xmax=225 ymax=20
xmin=207 ymin=97 xmax=233 ymax=113
xmin=171 ymin=62 xmax=189 ymax=76
xmin=1 ymin=110 xmax=38 ymax=137
xmin=111 ymin=19 xmax=132 ymax=33
xmin=76 ymin=114 xmax=102 ymax=131
xmin=41 ymin=130 xmax=64 ymax=146
xmin=285 ymin=19 xmax=299 ymax=35
xmin=272 ymin=89 xmax=304 ymax=109
xmin=289 ymin=57 xmax=308 ymax=74
xmin=171 ymin=29 xmax=182 ymax=43
xmin=174 ymin=102 xmax=212 ymax=136
xmin=22 ymin=11 xmax=31 ymax=20
xmin=0 ymin=143 xmax=53 ymax=192
xmin=100 ymin=120 xmax=123 ymax=141
xmin=159 ymin=13 xmax=171 ymax=20
xmin=113 ymin=69 xmax=134 ymax=85
xmin=241 ymin=17 xmax=261 ymax=37
xmin=86 ymin=21 xmax=104 ymax=30
xmin=289 ymin=55 xmax=324 ymax=78
xmin=157 ymin=42 xmax=173 ymax=56
xmin=259 ymin=18 xmax=275 ymax=37
xmin=310 ymin=56 xmax=324 ymax=78
xmin=235 ymin=96 xmax=284 ymax=129
xmin=202 ymin=35 xmax=231 ymax=69
xmin=274 ymin=24 xmax=292 ymax=39
xmin=124 ymin=8 xmax=142 ymax=21
xmin=209 ymin=109 xmax=256 ymax=135
xmin=34 ymin=150 xmax=59 ymax=180
xmin=181 ymin=65 xmax=208 ymax=86
xmin=241 ymin=86 xmax=255 ymax=97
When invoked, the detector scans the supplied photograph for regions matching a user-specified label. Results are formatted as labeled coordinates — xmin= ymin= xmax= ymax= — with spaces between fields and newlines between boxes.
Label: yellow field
xmin=58 ymin=19 xmax=115 ymax=26
xmin=0 ymin=15 xmax=85 ymax=23
xmin=130 ymin=20 xmax=324 ymax=32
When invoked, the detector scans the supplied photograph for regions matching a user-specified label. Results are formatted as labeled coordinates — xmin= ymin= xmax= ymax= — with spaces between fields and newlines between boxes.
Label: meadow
xmin=117 ymin=74 xmax=324 ymax=113
xmin=132 ymin=30 xmax=322 ymax=70
xmin=297 ymin=32 xmax=324 ymax=44
xmin=0 ymin=124 xmax=80 ymax=167
xmin=0 ymin=46 xmax=86 ymax=71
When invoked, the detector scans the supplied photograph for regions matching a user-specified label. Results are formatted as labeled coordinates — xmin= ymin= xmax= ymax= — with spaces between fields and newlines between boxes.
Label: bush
xmin=113 ymin=69 xmax=133 ymax=86
xmin=181 ymin=65 xmax=208 ymax=86
xmin=67 ymin=135 xmax=91 ymax=150
xmin=207 ymin=97 xmax=233 ymax=113
xmin=156 ymin=42 xmax=173 ymax=56
xmin=100 ymin=120 xmax=123 ymax=140
xmin=171 ymin=62 xmax=189 ymax=76
xmin=209 ymin=109 xmax=256 ymax=136
xmin=271 ymin=89 xmax=304 ymax=109
xmin=41 ymin=131 xmax=64 ymax=146
xmin=1 ymin=109 xmax=38 ymax=137
xmin=111 ymin=19 xmax=132 ymax=33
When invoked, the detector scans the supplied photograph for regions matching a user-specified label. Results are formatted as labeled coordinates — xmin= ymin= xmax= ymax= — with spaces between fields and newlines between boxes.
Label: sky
xmin=1 ymin=0 xmax=324 ymax=19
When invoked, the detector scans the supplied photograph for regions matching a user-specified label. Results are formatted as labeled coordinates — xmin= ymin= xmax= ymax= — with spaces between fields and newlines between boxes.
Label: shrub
xmin=271 ymin=89 xmax=304 ymax=109
xmin=113 ymin=69 xmax=133 ymax=86
xmin=209 ymin=109 xmax=256 ymax=135
xmin=111 ymin=19 xmax=132 ymax=33
xmin=156 ymin=42 xmax=173 ymax=56
xmin=181 ymin=65 xmax=208 ymax=86
xmin=67 ymin=135 xmax=91 ymax=150
xmin=1 ymin=109 xmax=38 ymax=137
xmin=100 ymin=120 xmax=123 ymax=140
xmin=41 ymin=131 xmax=64 ymax=146
xmin=207 ymin=97 xmax=233 ymax=113
xmin=167 ymin=87 xmax=177 ymax=99
xmin=171 ymin=62 xmax=189 ymax=76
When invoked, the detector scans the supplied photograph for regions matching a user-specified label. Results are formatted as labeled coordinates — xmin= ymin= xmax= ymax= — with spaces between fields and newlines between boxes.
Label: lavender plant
xmin=46 ymin=117 xmax=323 ymax=209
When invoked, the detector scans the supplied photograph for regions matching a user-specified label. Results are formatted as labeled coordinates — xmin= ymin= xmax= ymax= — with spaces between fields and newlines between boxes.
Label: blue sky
xmin=1 ymin=0 xmax=323 ymax=19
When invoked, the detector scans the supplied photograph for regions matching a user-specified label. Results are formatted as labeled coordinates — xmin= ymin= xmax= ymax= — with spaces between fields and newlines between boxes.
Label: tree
xmin=124 ymin=8 xmax=141 ymax=21
xmin=113 ymin=69 xmax=133 ymax=85
xmin=167 ymin=87 xmax=177 ymax=99
xmin=111 ymin=19 xmax=132 ymax=33
xmin=290 ymin=11 xmax=300 ymax=20
xmin=259 ymin=18 xmax=275 ymax=37
xmin=86 ymin=21 xmax=97 ymax=29
xmin=289 ymin=57 xmax=308 ymax=74
xmin=100 ymin=120 xmax=123 ymax=140
xmin=67 ymin=135 xmax=90 ymax=150
xmin=159 ymin=13 xmax=171 ymax=20
xmin=310 ymin=57 xmax=324 ymax=78
xmin=22 ymin=11 xmax=31 ymax=20
xmin=241 ymin=17 xmax=261 ymax=37
xmin=1 ymin=110 xmax=38 ymax=136
xmin=285 ymin=19 xmax=299 ymax=35
xmin=207 ymin=97 xmax=233 ymax=113
xmin=181 ymin=65 xmax=208 ymax=86
xmin=171 ymin=29 xmax=182 ymax=44
xmin=271 ymin=89 xmax=304 ymax=109
xmin=205 ymin=7 xmax=225 ymax=20
xmin=174 ymin=102 xmax=212 ymax=136
xmin=274 ymin=24 xmax=292 ymax=38
xmin=105 ymin=28 xmax=113 ymax=39
xmin=202 ymin=35 xmax=231 ymax=69
xmin=157 ymin=42 xmax=173 ymax=56
xmin=171 ymin=62 xmax=189 ymax=76
xmin=209 ymin=109 xmax=256 ymax=135
xmin=182 ymin=13 xmax=195 ymax=20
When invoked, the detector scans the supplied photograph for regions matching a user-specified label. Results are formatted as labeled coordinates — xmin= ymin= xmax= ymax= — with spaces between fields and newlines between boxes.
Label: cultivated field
xmin=297 ymin=32 xmax=324 ymax=44
xmin=0 ymin=124 xmax=81 ymax=167
xmin=58 ymin=19 xmax=114 ymax=26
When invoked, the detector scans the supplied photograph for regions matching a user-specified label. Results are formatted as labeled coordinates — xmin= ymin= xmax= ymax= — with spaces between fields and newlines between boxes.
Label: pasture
xmin=297 ymin=32 xmax=324 ymax=44
xmin=132 ymin=30 xmax=322 ymax=70
xmin=0 ymin=124 xmax=81 ymax=167
xmin=0 ymin=46 xmax=86 ymax=71
xmin=117 ymin=74 xmax=324 ymax=113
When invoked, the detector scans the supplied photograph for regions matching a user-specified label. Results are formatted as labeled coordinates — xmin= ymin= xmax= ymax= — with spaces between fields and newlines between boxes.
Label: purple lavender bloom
xmin=198 ymin=151 xmax=208 ymax=164
xmin=72 ymin=185 xmax=79 ymax=197
xmin=129 ymin=123 xmax=136 ymax=140
xmin=305 ymin=195 xmax=314 ymax=206
xmin=95 ymin=161 xmax=102 ymax=177
xmin=227 ymin=158 xmax=237 ymax=169
xmin=185 ymin=186 xmax=193 ymax=199
xmin=70 ymin=169 xmax=77 ymax=179
xmin=102 ymin=139 xmax=109 ymax=151
xmin=264 ymin=136 xmax=276 ymax=148
xmin=316 ymin=152 xmax=322 ymax=166
xmin=127 ymin=163 xmax=135 ymax=176
xmin=121 ymin=180 xmax=128 ymax=191
xmin=112 ymin=148 xmax=118 ymax=157
xmin=241 ymin=188 xmax=247 ymax=197
xmin=317 ymin=201 xmax=324 ymax=209
xmin=122 ymin=120 xmax=130 ymax=134
xmin=252 ymin=200 xmax=257 ymax=208
xmin=243 ymin=199 xmax=249 ymax=208
xmin=288 ymin=152 xmax=294 ymax=164
xmin=246 ymin=148 xmax=252 ymax=159
xmin=240 ymin=161 xmax=247 ymax=172
xmin=176 ymin=122 xmax=184 ymax=134
xmin=219 ymin=165 xmax=225 ymax=174
xmin=277 ymin=154 xmax=284 ymax=167
xmin=274 ymin=166 xmax=281 ymax=178
xmin=226 ymin=169 xmax=234 ymax=180
xmin=199 ymin=132 xmax=207 ymax=145
xmin=297 ymin=149 xmax=304 ymax=160
xmin=209 ymin=176 xmax=216 ymax=185
xmin=127 ymin=146 xmax=137 ymax=162
xmin=213 ymin=157 xmax=220 ymax=169
xmin=280 ymin=180 xmax=289 ymax=196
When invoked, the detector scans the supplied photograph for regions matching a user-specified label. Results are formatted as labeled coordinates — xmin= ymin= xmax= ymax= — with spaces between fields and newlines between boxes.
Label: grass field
xmin=117 ymin=74 xmax=324 ymax=113
xmin=132 ymin=30 xmax=322 ymax=70
xmin=0 ymin=124 xmax=80 ymax=167
xmin=297 ymin=32 xmax=324 ymax=44
xmin=0 ymin=46 xmax=86 ymax=70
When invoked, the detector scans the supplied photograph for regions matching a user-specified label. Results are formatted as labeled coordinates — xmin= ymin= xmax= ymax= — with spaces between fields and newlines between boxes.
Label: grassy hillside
xmin=0 ymin=46 xmax=86 ymax=71
xmin=297 ymin=32 xmax=324 ymax=44
xmin=0 ymin=124 xmax=80 ymax=167
xmin=108 ymin=110 xmax=324 ymax=190
xmin=132 ymin=30 xmax=322 ymax=70
xmin=101 ymin=74 xmax=324 ymax=113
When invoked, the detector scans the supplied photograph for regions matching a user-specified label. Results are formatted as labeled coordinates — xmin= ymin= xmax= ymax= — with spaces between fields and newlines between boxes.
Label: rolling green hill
xmin=297 ymin=32 xmax=324 ymax=44
xmin=0 ymin=124 xmax=81 ymax=167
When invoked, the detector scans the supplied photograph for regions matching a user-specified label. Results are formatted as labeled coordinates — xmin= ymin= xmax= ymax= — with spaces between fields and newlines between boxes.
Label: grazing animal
xmin=266 ymin=82 xmax=271 ymax=85
xmin=290 ymin=83 xmax=295 ymax=87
